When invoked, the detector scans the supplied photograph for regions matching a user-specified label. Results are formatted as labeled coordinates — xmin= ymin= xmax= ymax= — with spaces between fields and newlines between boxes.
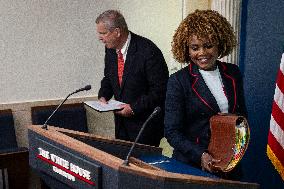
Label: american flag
xmin=267 ymin=53 xmax=284 ymax=180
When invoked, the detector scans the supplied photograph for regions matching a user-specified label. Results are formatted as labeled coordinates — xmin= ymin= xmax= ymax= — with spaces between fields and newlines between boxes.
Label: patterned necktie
xmin=117 ymin=50 xmax=124 ymax=86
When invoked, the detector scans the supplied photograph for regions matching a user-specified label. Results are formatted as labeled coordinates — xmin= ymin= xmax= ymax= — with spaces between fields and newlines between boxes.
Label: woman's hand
xmin=201 ymin=152 xmax=221 ymax=173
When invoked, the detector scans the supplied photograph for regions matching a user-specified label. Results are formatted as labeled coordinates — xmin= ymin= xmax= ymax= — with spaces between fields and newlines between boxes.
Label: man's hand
xmin=115 ymin=104 xmax=134 ymax=117
xmin=99 ymin=97 xmax=108 ymax=104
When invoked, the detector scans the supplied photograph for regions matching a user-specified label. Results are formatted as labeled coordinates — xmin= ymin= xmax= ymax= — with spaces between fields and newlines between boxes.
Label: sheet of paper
xmin=84 ymin=100 xmax=125 ymax=112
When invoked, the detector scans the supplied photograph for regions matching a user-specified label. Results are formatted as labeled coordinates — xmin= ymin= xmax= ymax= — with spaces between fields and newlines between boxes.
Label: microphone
xmin=41 ymin=85 xmax=92 ymax=130
xmin=74 ymin=85 xmax=91 ymax=93
xmin=123 ymin=107 xmax=161 ymax=166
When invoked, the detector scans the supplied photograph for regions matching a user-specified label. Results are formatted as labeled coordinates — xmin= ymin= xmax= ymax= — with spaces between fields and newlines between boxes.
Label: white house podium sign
xmin=28 ymin=125 xmax=259 ymax=189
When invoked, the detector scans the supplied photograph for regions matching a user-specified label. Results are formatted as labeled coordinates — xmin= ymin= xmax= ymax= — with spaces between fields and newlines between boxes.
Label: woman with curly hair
xmin=164 ymin=9 xmax=247 ymax=180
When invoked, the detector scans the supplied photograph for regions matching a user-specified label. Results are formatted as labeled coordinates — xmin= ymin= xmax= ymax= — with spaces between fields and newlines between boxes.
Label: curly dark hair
xmin=172 ymin=9 xmax=237 ymax=63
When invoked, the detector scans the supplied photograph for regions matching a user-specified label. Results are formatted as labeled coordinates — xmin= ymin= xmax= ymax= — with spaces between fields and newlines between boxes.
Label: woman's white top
xmin=199 ymin=68 xmax=229 ymax=113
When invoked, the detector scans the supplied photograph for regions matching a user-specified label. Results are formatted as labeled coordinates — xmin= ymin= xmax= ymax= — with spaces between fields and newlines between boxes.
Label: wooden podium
xmin=28 ymin=125 xmax=259 ymax=189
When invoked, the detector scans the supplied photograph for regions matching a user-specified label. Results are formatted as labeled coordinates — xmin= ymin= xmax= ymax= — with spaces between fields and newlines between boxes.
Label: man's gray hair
xmin=96 ymin=10 xmax=128 ymax=32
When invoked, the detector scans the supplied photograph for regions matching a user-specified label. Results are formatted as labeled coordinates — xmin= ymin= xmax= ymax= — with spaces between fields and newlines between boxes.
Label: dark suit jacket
xmin=164 ymin=61 xmax=247 ymax=167
xmin=98 ymin=32 xmax=169 ymax=146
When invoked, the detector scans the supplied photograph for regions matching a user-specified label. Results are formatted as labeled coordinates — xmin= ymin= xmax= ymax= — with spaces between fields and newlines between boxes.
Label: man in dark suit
xmin=95 ymin=10 xmax=169 ymax=147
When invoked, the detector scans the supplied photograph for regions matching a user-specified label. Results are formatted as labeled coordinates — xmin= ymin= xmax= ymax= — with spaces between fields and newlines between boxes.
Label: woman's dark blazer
xmin=164 ymin=61 xmax=247 ymax=167
xmin=98 ymin=32 xmax=169 ymax=146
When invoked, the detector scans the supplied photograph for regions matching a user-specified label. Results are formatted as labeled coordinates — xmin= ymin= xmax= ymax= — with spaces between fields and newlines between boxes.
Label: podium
xmin=28 ymin=125 xmax=259 ymax=189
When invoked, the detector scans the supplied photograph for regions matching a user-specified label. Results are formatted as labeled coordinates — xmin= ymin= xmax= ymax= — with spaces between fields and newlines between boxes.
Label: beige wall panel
xmin=0 ymin=0 xmax=115 ymax=104
xmin=118 ymin=0 xmax=183 ymax=71
xmin=184 ymin=0 xmax=210 ymax=15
